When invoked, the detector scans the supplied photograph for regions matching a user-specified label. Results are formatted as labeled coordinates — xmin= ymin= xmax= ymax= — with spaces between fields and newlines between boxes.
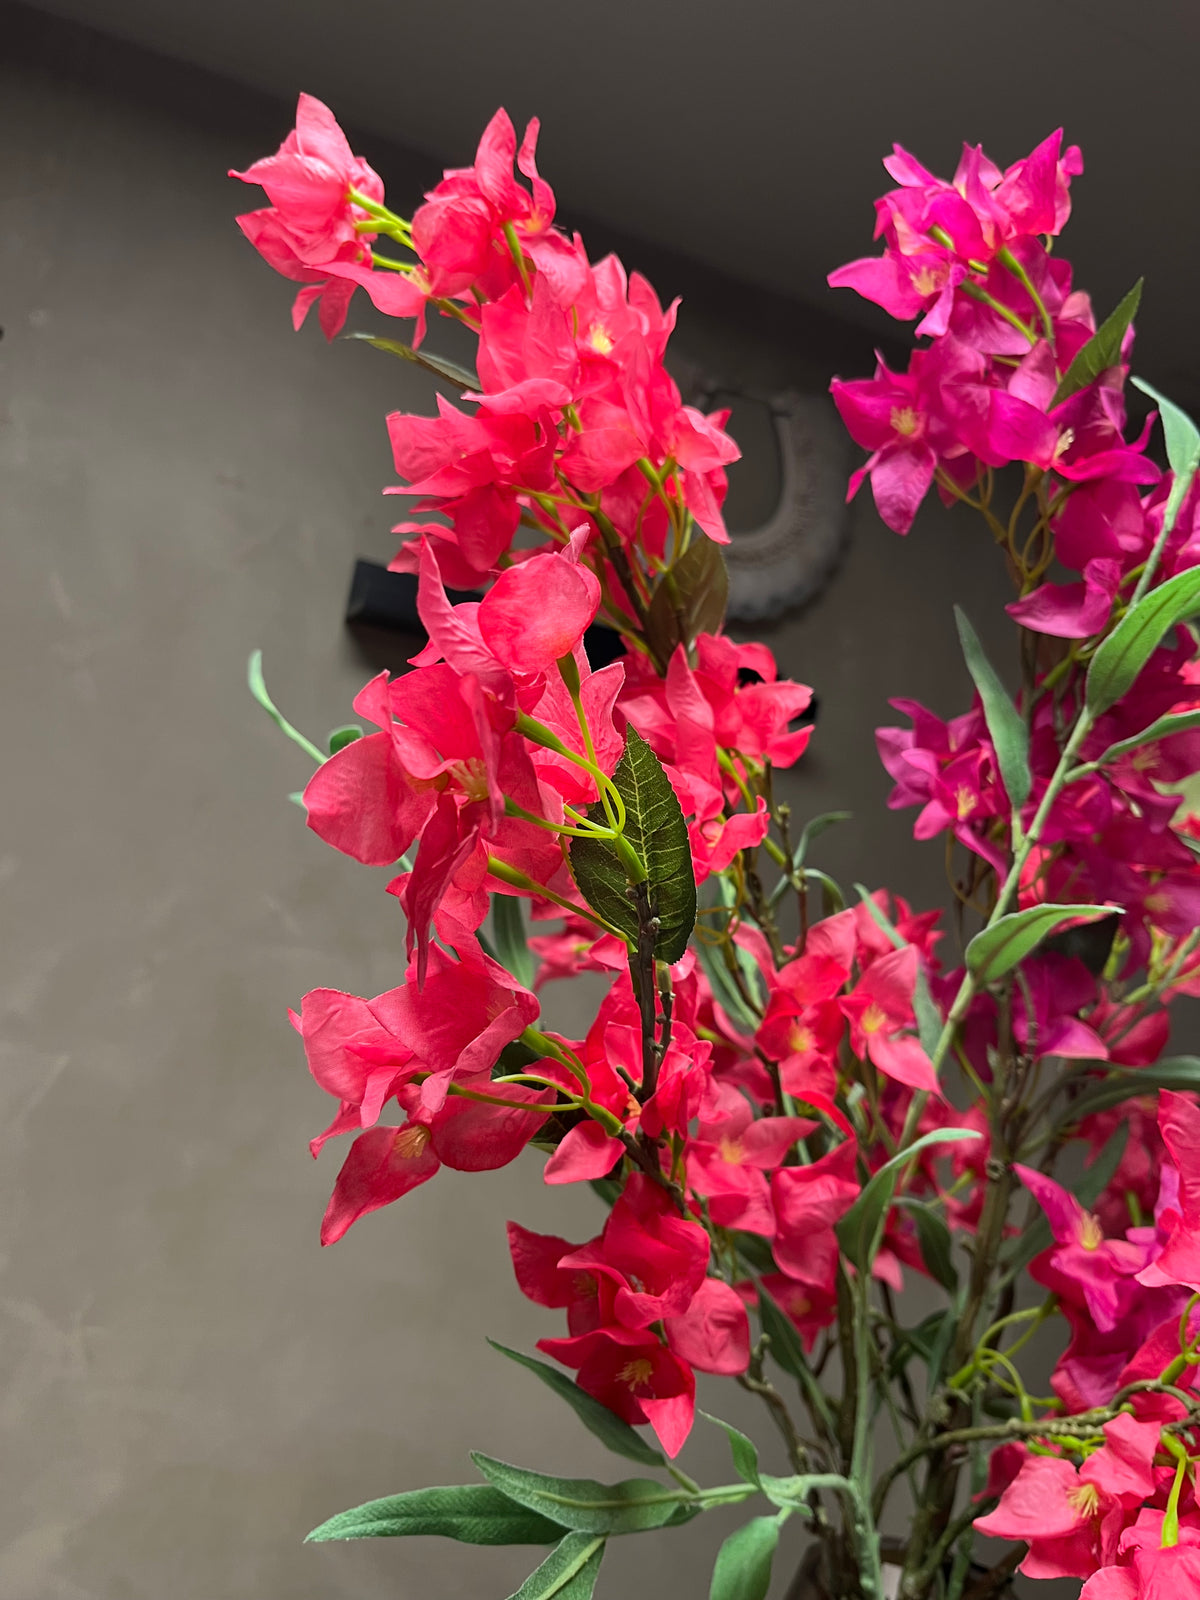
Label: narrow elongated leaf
xmin=345 ymin=331 xmax=480 ymax=392
xmin=1090 ymin=710 xmax=1200 ymax=769
xmin=471 ymin=1455 xmax=687 ymax=1535
xmin=700 ymin=1412 xmax=760 ymax=1487
xmin=247 ymin=650 xmax=324 ymax=764
xmin=853 ymin=885 xmax=943 ymax=1057
xmin=508 ymin=1533 xmax=606 ymax=1600
xmin=569 ymin=728 xmax=696 ymax=962
xmin=328 ymin=724 xmax=363 ymax=755
xmin=694 ymin=933 xmax=761 ymax=1033
xmin=1003 ymin=1123 xmax=1129 ymax=1276
xmin=305 ymin=1483 xmax=565 ymax=1544
xmin=709 ymin=1515 xmax=783 ymax=1600
xmin=836 ymin=1128 xmax=981 ymax=1270
xmin=897 ymin=1199 xmax=959 ymax=1292
xmin=1052 ymin=280 xmax=1142 ymax=407
xmin=645 ymin=537 xmax=729 ymax=661
xmin=954 ymin=607 xmax=1031 ymax=811
xmin=488 ymin=1342 xmax=664 ymax=1468
xmin=1064 ymin=1058 xmax=1200 ymax=1123
xmin=1132 ymin=378 xmax=1200 ymax=488
xmin=966 ymin=904 xmax=1119 ymax=985
xmin=1086 ymin=566 xmax=1200 ymax=715
xmin=492 ymin=898 xmax=537 ymax=991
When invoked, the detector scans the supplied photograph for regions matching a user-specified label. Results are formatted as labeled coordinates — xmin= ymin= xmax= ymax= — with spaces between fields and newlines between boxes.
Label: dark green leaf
xmin=757 ymin=1285 xmax=809 ymax=1382
xmin=589 ymin=1175 xmax=623 ymax=1207
xmin=507 ymin=1533 xmax=606 ymax=1600
xmin=328 ymin=724 xmax=363 ymax=756
xmin=709 ymin=1515 xmax=783 ymax=1600
xmin=700 ymin=1412 xmax=760 ymax=1487
xmin=1064 ymin=1057 xmax=1200 ymax=1123
xmin=345 ymin=331 xmax=480 ymax=393
xmin=305 ymin=1483 xmax=565 ymax=1545
xmin=954 ymin=607 xmax=1031 ymax=812
xmin=487 ymin=1342 xmax=664 ymax=1468
xmin=1052 ymin=280 xmax=1142 ymax=407
xmin=569 ymin=728 xmax=696 ymax=962
xmin=492 ymin=896 xmax=537 ymax=990
xmin=965 ymin=904 xmax=1119 ymax=985
xmin=645 ymin=537 xmax=729 ymax=661
xmin=247 ymin=649 xmax=324 ymax=764
xmin=470 ymin=1456 xmax=687 ymax=1536
xmin=897 ymin=1199 xmax=959 ymax=1292
xmin=836 ymin=1129 xmax=981 ymax=1271
xmin=1090 ymin=710 xmax=1200 ymax=769
xmin=886 ymin=1310 xmax=954 ymax=1380
xmin=1003 ymin=1123 xmax=1129 ymax=1276
xmin=1086 ymin=566 xmax=1200 ymax=715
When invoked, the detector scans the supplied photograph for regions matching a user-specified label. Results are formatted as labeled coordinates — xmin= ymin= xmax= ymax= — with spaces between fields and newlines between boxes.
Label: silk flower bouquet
xmin=234 ymin=98 xmax=1200 ymax=1600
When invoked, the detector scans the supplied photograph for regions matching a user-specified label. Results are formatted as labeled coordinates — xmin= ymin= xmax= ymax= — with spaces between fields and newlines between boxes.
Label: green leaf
xmin=1132 ymin=378 xmax=1200 ymax=491
xmin=1064 ymin=1057 xmax=1200 ymax=1123
xmin=796 ymin=810 xmax=853 ymax=867
xmin=345 ymin=331 xmax=480 ymax=393
xmin=757 ymin=1285 xmax=809 ymax=1382
xmin=305 ymin=1483 xmax=566 ymax=1545
xmin=709 ymin=1514 xmax=783 ymax=1600
xmin=852 ymin=886 xmax=943 ymax=1057
xmin=896 ymin=1199 xmax=959 ymax=1292
xmin=1086 ymin=565 xmax=1200 ymax=715
xmin=247 ymin=650 xmax=324 ymax=764
xmin=836 ymin=1128 xmax=982 ymax=1271
xmin=492 ymin=897 xmax=537 ymax=990
xmin=328 ymin=724 xmax=363 ymax=756
xmin=700 ymin=1411 xmax=760 ymax=1487
xmin=569 ymin=728 xmax=696 ymax=962
xmin=1051 ymin=280 xmax=1142 ymax=407
xmin=471 ymin=1455 xmax=687 ymax=1536
xmin=965 ymin=904 xmax=1120 ymax=985
xmin=1090 ymin=710 xmax=1200 ymax=769
xmin=1003 ymin=1123 xmax=1129 ymax=1276
xmin=954 ymin=607 xmax=1031 ymax=812
xmin=645 ymin=537 xmax=729 ymax=662
xmin=487 ymin=1342 xmax=664 ymax=1468
xmin=507 ymin=1533 xmax=606 ymax=1600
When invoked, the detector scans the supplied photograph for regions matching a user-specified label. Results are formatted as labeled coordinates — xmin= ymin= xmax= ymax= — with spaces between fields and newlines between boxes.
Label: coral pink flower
xmin=840 ymin=945 xmax=940 ymax=1095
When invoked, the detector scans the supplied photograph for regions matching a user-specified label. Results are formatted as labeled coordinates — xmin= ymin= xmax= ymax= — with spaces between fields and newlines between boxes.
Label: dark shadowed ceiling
xmin=17 ymin=0 xmax=1200 ymax=400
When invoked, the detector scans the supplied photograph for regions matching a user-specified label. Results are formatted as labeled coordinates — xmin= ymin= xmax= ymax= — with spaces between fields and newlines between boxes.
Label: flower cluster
xmin=239 ymin=105 xmax=1200 ymax=1600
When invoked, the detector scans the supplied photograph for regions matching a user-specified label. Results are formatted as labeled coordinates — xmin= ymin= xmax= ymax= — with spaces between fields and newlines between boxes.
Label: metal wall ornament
xmin=677 ymin=370 xmax=854 ymax=622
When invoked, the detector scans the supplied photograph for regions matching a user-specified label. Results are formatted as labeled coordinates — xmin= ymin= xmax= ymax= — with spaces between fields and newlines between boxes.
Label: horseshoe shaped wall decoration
xmin=681 ymin=376 xmax=855 ymax=623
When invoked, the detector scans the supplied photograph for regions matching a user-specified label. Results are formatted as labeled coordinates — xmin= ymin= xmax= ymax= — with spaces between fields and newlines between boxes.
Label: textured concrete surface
xmin=2 ymin=14 xmax=1064 ymax=1599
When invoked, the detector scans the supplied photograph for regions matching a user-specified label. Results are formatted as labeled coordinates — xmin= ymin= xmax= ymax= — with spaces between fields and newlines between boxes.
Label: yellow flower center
xmin=719 ymin=1137 xmax=746 ymax=1166
xmin=790 ymin=1024 xmax=814 ymax=1053
xmin=589 ymin=326 xmax=614 ymax=355
xmin=394 ymin=1124 xmax=431 ymax=1161
xmin=890 ymin=406 xmax=921 ymax=438
xmin=861 ymin=1002 xmax=888 ymax=1036
xmin=1068 ymin=1482 xmax=1100 ymax=1518
xmin=910 ymin=265 xmax=945 ymax=297
xmin=956 ymin=786 xmax=976 ymax=820
xmin=447 ymin=756 xmax=489 ymax=804
xmin=1077 ymin=1211 xmax=1105 ymax=1251
xmin=618 ymin=1358 xmax=655 ymax=1392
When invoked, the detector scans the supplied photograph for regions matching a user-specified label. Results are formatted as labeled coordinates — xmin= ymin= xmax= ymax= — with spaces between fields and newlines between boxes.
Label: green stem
xmin=997 ymin=246 xmax=1054 ymax=344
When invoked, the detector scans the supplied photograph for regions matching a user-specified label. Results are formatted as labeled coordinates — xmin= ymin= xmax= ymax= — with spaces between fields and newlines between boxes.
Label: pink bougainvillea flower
xmin=974 ymin=1453 xmax=1103 ymax=1581
xmin=1015 ymin=1163 xmax=1149 ymax=1331
xmin=477 ymin=528 xmax=601 ymax=671
xmin=558 ymin=1175 xmax=710 ymax=1328
xmin=1007 ymin=557 xmax=1124 ymax=639
xmin=537 ymin=1323 xmax=696 ymax=1456
xmin=230 ymin=93 xmax=385 ymax=265
xmin=840 ymin=945 xmax=941 ymax=1095
xmin=772 ymin=1137 xmax=860 ymax=1289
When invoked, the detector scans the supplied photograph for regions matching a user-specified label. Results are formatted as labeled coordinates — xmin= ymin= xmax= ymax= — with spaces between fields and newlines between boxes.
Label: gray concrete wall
xmin=1 ymin=12 xmax=1041 ymax=1598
